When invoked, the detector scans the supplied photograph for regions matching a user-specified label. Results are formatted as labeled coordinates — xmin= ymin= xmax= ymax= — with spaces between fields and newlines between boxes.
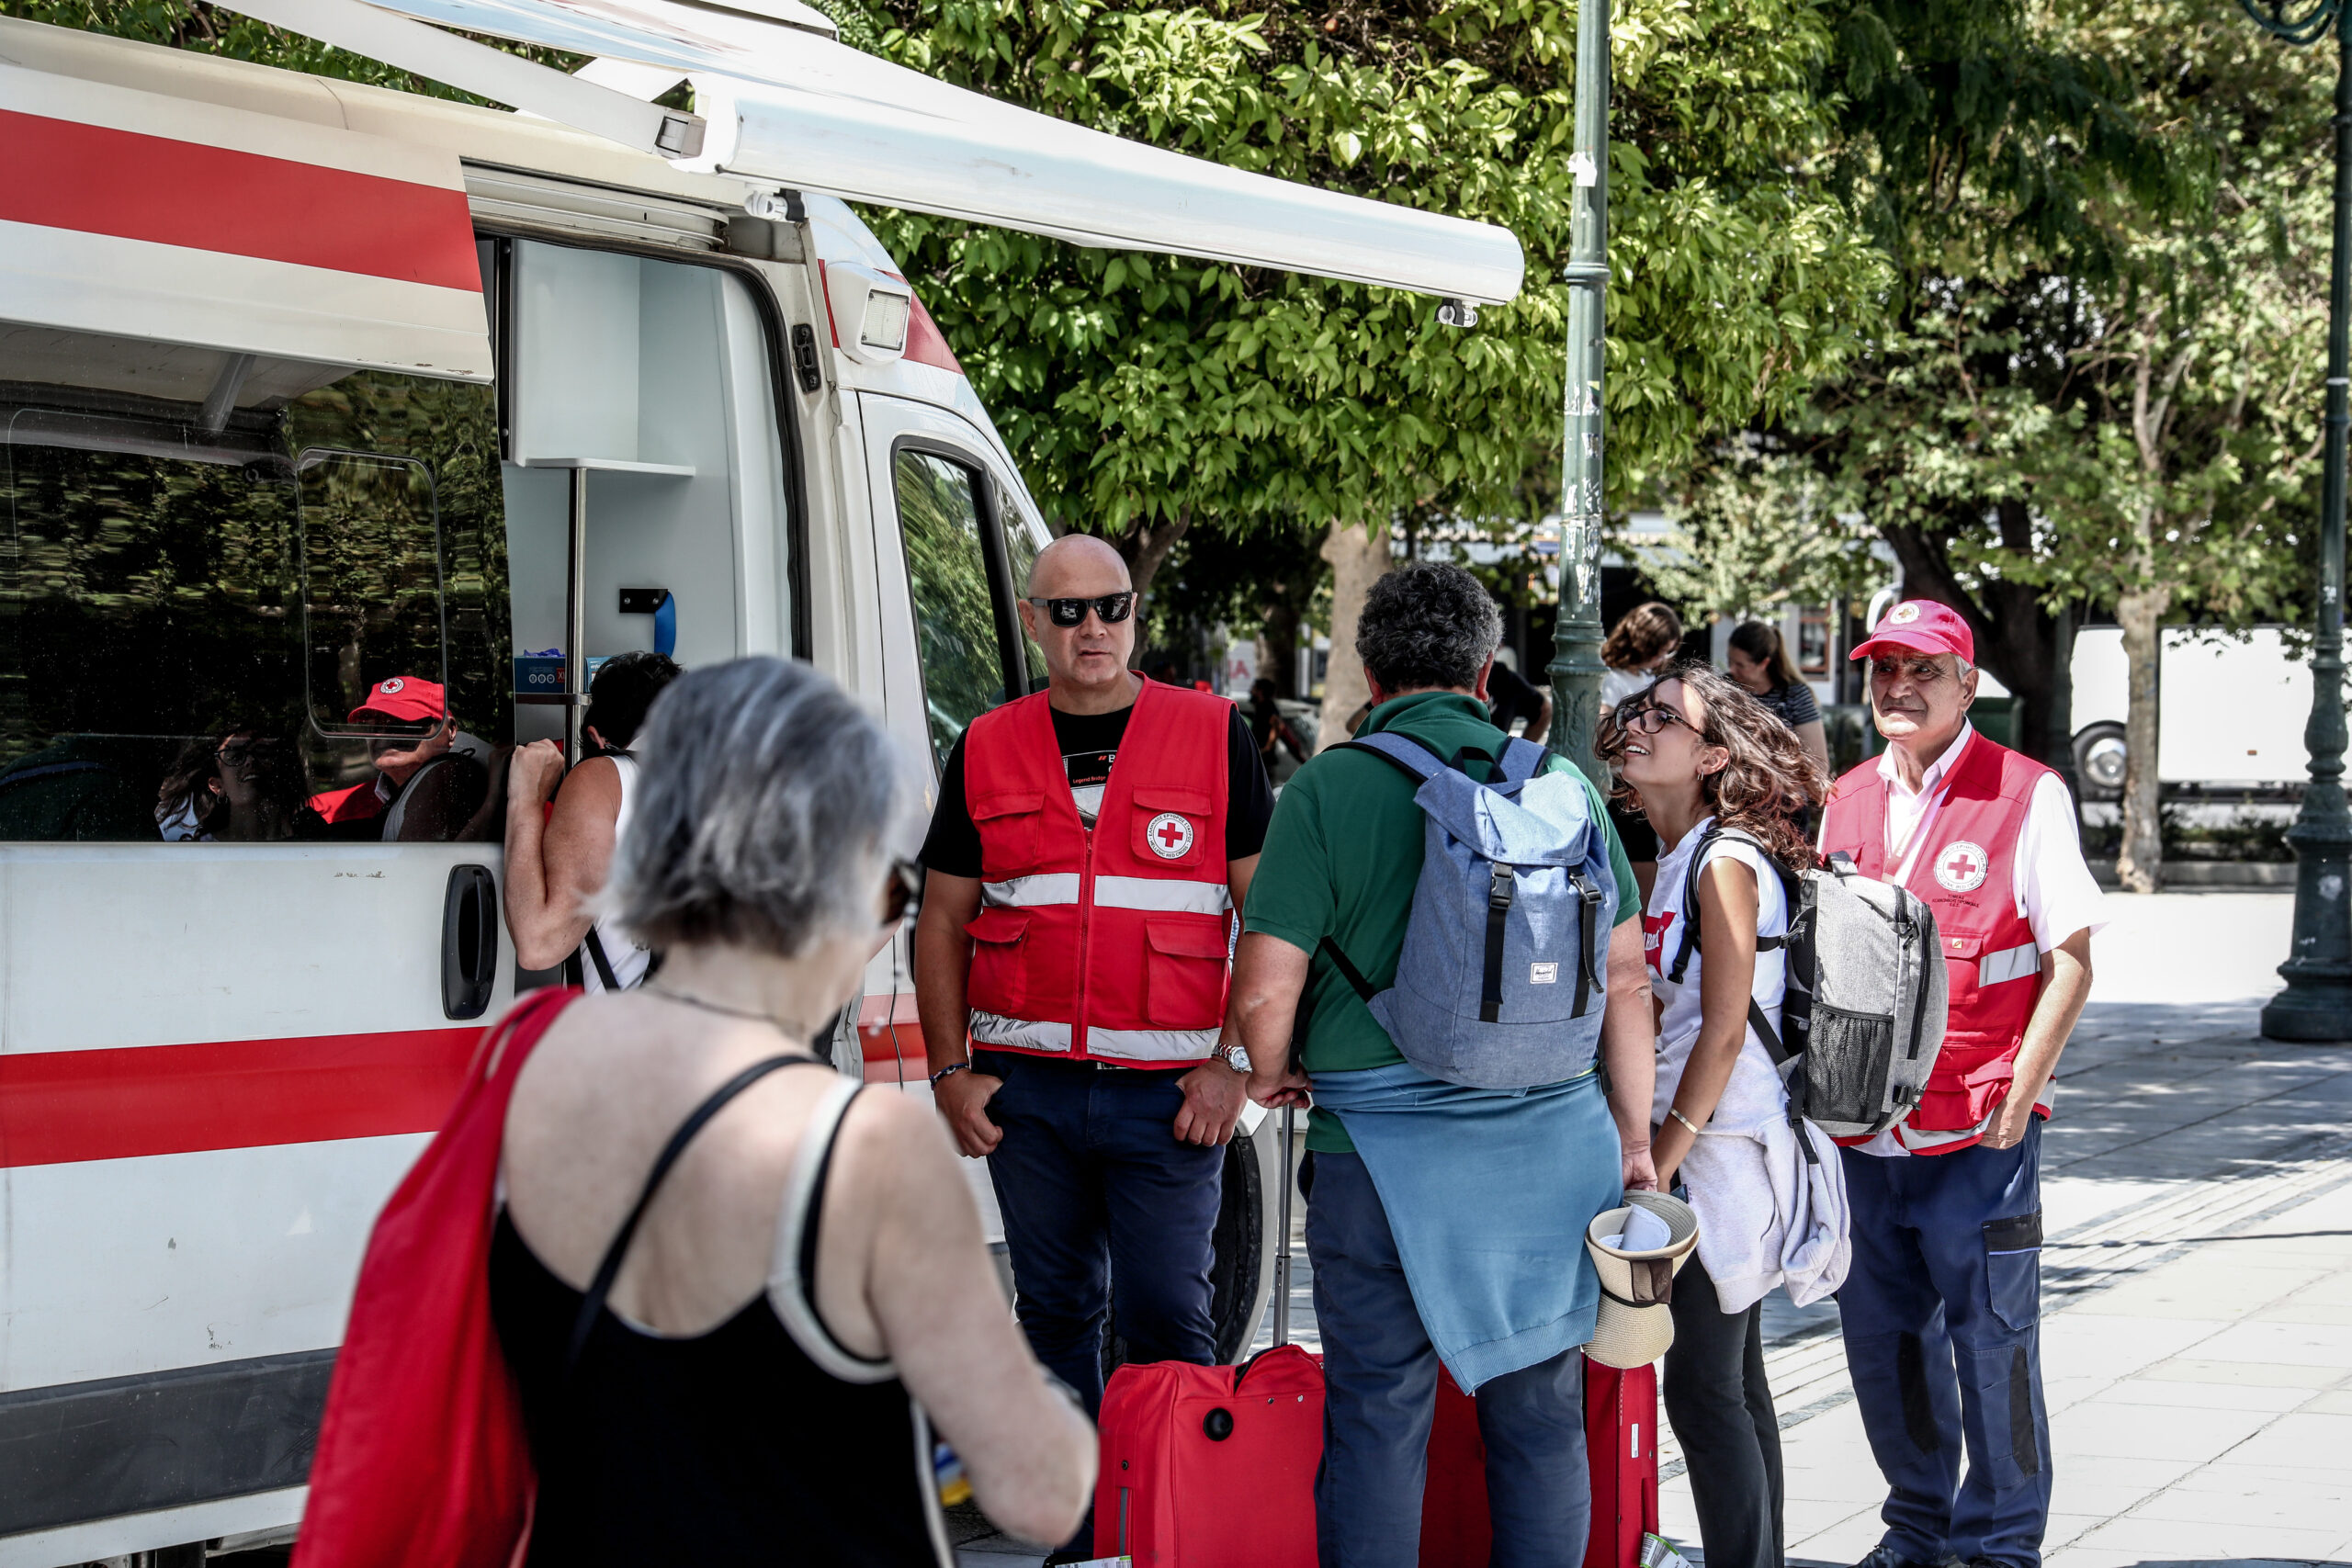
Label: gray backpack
xmin=1668 ymin=829 xmax=1948 ymax=1142
xmin=1321 ymin=733 xmax=1615 ymax=1089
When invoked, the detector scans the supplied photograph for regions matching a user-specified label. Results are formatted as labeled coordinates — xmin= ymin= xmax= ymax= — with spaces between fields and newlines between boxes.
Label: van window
xmin=0 ymin=325 xmax=509 ymax=842
xmin=897 ymin=447 xmax=1015 ymax=769
xmin=993 ymin=475 xmax=1049 ymax=692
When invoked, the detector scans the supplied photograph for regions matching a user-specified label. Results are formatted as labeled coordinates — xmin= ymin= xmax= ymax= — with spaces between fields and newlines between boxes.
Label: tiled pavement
xmin=964 ymin=891 xmax=2352 ymax=1564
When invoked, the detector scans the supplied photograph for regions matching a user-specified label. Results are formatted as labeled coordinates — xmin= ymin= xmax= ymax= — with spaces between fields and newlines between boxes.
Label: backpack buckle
xmin=1488 ymin=863 xmax=1515 ymax=909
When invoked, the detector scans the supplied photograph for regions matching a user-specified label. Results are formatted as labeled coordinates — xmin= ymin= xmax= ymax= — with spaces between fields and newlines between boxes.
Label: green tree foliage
xmin=831 ymin=0 xmax=1890 ymax=592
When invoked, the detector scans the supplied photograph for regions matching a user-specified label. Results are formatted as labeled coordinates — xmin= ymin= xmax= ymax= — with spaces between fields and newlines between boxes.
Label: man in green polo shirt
xmin=1233 ymin=562 xmax=1657 ymax=1568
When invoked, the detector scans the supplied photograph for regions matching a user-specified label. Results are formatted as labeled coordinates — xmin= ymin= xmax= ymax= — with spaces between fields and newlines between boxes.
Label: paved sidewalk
xmin=962 ymin=891 xmax=2352 ymax=1564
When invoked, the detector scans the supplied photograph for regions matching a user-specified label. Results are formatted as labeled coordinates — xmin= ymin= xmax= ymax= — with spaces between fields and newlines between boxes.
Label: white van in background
xmin=2067 ymin=626 xmax=2311 ymax=798
xmin=0 ymin=9 xmax=1522 ymax=1561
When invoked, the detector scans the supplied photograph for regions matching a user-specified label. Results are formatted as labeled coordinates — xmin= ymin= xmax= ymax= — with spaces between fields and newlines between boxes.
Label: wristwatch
xmin=1211 ymin=1041 xmax=1253 ymax=1075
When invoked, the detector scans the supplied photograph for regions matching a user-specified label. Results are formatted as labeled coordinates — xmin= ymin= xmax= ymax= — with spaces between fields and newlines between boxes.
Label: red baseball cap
xmin=1850 ymin=600 xmax=1973 ymax=666
xmin=347 ymin=675 xmax=446 ymax=726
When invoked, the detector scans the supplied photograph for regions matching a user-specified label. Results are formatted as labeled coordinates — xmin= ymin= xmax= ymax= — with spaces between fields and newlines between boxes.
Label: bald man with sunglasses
xmin=914 ymin=536 xmax=1273 ymax=1562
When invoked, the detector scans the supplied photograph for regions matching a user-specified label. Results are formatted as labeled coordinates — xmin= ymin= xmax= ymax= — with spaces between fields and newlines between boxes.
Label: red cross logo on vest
xmin=1934 ymin=839 xmax=1990 ymax=894
xmin=1148 ymin=811 xmax=1195 ymax=860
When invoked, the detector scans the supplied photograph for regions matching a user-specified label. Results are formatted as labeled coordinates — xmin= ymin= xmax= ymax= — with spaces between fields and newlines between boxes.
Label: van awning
xmin=0 ymin=60 xmax=493 ymax=381
xmin=218 ymin=0 xmax=1527 ymax=305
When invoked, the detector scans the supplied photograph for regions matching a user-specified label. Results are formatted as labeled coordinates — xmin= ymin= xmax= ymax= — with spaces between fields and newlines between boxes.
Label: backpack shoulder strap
xmin=1335 ymin=733 xmax=1442 ymax=784
xmin=1667 ymin=826 xmax=1791 ymax=983
xmin=1319 ymin=935 xmax=1380 ymax=1002
xmin=1498 ymin=736 xmax=1552 ymax=784
xmin=564 ymin=1052 xmax=831 ymax=1377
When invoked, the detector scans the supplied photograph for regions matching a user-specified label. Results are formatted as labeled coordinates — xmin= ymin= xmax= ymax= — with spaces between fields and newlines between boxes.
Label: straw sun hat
xmin=1584 ymin=1190 xmax=1701 ymax=1369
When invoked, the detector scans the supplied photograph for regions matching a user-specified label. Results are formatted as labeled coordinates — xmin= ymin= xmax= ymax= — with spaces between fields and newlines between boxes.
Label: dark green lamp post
xmin=1548 ymin=0 xmax=1611 ymax=784
xmin=2253 ymin=0 xmax=2352 ymax=1041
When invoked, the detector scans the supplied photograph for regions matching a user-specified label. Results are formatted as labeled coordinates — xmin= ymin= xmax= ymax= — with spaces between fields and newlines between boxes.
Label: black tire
xmin=2073 ymin=722 xmax=2128 ymax=802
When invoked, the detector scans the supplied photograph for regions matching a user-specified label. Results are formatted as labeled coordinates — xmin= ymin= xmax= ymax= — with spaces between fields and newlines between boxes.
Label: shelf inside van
xmin=515 ymin=456 xmax=695 ymax=477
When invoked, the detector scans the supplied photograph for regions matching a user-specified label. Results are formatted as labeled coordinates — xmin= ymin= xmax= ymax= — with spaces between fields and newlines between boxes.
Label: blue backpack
xmin=1320 ymin=732 xmax=1617 ymax=1089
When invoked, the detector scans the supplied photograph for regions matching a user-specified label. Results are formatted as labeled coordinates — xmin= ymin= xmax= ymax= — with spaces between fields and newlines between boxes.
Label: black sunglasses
xmin=884 ymin=859 xmax=924 ymax=926
xmin=1027 ymin=592 xmax=1136 ymax=628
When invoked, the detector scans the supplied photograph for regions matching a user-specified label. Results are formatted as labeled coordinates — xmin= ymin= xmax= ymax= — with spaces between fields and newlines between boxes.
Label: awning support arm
xmin=214 ymin=0 xmax=706 ymax=158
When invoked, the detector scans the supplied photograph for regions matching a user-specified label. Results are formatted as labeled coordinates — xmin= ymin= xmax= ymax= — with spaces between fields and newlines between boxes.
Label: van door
xmin=855 ymin=393 xmax=1277 ymax=1363
xmin=0 ymin=333 xmax=512 ymax=1544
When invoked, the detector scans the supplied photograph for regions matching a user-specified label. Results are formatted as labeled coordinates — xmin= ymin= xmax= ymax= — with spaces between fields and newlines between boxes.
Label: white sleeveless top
xmin=582 ymin=752 xmax=650 ymax=994
xmin=1644 ymin=817 xmax=1790 ymax=1137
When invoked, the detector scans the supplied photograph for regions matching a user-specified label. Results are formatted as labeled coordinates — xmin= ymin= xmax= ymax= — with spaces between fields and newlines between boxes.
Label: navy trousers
xmin=977 ymin=1050 xmax=1223 ymax=1417
xmin=1306 ymin=1152 xmax=1590 ymax=1568
xmin=1837 ymin=1119 xmax=2051 ymax=1568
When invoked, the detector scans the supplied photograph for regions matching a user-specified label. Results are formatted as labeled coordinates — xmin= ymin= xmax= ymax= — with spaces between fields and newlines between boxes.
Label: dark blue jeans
xmin=976 ymin=1050 xmax=1223 ymax=1417
xmin=1838 ymin=1118 xmax=2050 ymax=1568
xmin=1306 ymin=1151 xmax=1589 ymax=1568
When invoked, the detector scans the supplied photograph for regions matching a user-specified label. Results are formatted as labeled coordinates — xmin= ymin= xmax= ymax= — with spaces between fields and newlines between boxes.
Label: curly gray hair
xmin=1356 ymin=560 xmax=1503 ymax=694
xmin=605 ymin=656 xmax=911 ymax=956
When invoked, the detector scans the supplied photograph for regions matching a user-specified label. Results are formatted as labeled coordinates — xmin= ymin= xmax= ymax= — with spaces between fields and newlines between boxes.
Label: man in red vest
xmin=913 ymin=534 xmax=1274 ymax=1562
xmin=1820 ymin=601 xmax=2105 ymax=1568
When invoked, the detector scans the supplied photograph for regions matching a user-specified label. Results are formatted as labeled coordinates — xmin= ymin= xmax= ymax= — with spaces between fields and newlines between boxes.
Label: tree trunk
xmin=1262 ymin=596 xmax=1301 ymax=700
xmin=1317 ymin=519 xmax=1392 ymax=750
xmin=1114 ymin=509 xmax=1192 ymax=606
xmin=2113 ymin=585 xmax=2170 ymax=895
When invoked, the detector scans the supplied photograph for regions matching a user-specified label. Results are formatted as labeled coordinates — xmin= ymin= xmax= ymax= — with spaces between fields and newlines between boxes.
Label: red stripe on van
xmin=904 ymin=294 xmax=963 ymax=376
xmin=0 ymin=109 xmax=481 ymax=293
xmin=0 ymin=1027 xmax=481 ymax=1168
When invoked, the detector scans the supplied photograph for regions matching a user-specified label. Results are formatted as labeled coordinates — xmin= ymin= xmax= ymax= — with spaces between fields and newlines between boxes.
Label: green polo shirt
xmin=1242 ymin=691 xmax=1640 ymax=1153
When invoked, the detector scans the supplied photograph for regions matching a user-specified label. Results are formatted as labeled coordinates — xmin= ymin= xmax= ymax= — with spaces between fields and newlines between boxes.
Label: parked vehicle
xmin=0 ymin=9 xmax=1521 ymax=1562
xmin=2068 ymin=626 xmax=2311 ymax=799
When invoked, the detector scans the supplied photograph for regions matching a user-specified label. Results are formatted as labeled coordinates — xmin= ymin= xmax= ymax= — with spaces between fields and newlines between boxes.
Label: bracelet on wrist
xmin=1668 ymin=1106 xmax=1704 ymax=1135
xmin=929 ymin=1061 xmax=971 ymax=1089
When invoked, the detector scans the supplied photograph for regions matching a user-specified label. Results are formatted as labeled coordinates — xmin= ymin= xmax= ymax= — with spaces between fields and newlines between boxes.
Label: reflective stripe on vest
xmin=981 ymin=873 xmax=1229 ymax=916
xmin=984 ymin=874 xmax=1081 ymax=908
xmin=1088 ymin=1024 xmax=1220 ymax=1062
xmin=969 ymin=1011 xmax=1073 ymax=1054
xmin=1979 ymin=942 xmax=2040 ymax=987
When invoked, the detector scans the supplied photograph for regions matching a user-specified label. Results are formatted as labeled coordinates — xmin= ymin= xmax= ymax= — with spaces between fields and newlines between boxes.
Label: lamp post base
xmin=2262 ymin=804 xmax=2352 ymax=1043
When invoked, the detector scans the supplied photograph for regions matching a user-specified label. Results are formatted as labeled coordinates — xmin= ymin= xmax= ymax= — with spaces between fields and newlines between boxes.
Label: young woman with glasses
xmin=1597 ymin=661 xmax=1844 ymax=1568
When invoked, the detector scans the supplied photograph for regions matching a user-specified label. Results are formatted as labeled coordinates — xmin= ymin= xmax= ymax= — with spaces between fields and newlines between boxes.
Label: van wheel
xmin=2074 ymin=722 xmax=2128 ymax=801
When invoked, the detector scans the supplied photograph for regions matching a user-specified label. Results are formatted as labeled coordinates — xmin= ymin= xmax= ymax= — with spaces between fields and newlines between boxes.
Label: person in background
xmin=158 ymin=725 xmax=305 ymax=842
xmin=1229 ymin=562 xmax=1655 ymax=1568
xmin=492 ymin=656 xmax=1093 ymax=1562
xmin=1726 ymin=620 xmax=1831 ymax=780
xmin=1486 ymin=645 xmax=1553 ymax=742
xmin=306 ymin=677 xmax=492 ymax=841
xmin=1601 ymin=662 xmax=1844 ymax=1568
xmin=913 ymin=535 xmax=1273 ymax=1565
xmin=1600 ymin=602 xmax=1685 ymax=901
xmin=1246 ymin=675 xmax=1311 ymax=783
xmin=1820 ymin=601 xmax=2104 ymax=1568
xmin=504 ymin=651 xmax=684 ymax=990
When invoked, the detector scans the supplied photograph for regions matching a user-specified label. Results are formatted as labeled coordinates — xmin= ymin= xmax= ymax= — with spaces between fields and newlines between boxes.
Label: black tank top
xmin=489 ymin=1063 xmax=949 ymax=1564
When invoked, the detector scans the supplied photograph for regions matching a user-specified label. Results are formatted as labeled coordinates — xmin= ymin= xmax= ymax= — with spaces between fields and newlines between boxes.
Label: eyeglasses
xmin=883 ymin=859 xmax=924 ymax=926
xmin=1028 ymin=592 xmax=1136 ymax=628
xmin=1619 ymin=700 xmax=1697 ymax=738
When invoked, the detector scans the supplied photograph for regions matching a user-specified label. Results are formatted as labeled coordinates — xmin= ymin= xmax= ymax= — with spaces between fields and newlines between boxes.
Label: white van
xmin=0 ymin=8 xmax=1521 ymax=1561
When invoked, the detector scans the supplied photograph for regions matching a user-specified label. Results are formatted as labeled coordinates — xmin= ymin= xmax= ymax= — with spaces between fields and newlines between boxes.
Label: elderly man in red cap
xmin=1819 ymin=601 xmax=2105 ymax=1568
xmin=309 ymin=676 xmax=489 ymax=840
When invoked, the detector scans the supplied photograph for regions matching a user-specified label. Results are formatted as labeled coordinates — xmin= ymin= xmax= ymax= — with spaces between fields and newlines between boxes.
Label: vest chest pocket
xmin=1145 ymin=917 xmax=1230 ymax=1028
xmin=971 ymin=790 xmax=1045 ymax=880
xmin=1132 ymin=786 xmax=1214 ymax=871
xmin=965 ymin=906 xmax=1032 ymax=1013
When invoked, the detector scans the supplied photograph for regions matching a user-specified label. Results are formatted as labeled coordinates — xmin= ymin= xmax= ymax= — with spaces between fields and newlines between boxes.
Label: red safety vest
xmin=1821 ymin=729 xmax=2052 ymax=1155
xmin=960 ymin=679 xmax=1234 ymax=1066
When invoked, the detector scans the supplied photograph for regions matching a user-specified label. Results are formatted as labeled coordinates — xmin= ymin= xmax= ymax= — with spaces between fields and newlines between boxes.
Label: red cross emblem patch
xmin=1934 ymin=840 xmax=1990 ymax=894
xmin=1147 ymin=811 xmax=1196 ymax=860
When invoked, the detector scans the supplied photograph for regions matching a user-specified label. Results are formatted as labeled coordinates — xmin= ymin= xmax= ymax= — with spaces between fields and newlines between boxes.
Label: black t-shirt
xmin=1754 ymin=679 xmax=1822 ymax=730
xmin=921 ymin=703 xmax=1276 ymax=877
xmin=1487 ymin=660 xmax=1549 ymax=735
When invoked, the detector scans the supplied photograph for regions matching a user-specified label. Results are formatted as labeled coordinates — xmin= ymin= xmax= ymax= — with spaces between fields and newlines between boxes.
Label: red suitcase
xmin=1418 ymin=1359 xmax=1660 ymax=1568
xmin=1094 ymin=1343 xmax=1325 ymax=1566
xmin=1581 ymin=1361 xmax=1661 ymax=1568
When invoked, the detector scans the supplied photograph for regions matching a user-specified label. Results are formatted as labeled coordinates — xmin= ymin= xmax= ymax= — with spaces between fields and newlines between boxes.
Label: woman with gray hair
xmin=490 ymin=657 xmax=1093 ymax=1562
